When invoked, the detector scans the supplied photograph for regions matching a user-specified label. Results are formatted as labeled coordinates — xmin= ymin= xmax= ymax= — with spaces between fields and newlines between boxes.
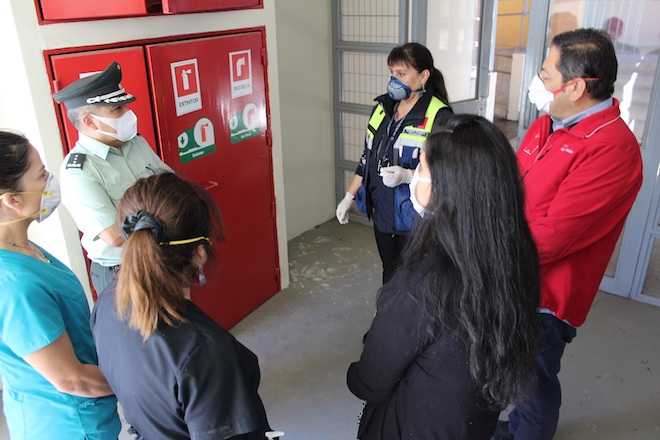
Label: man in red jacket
xmin=498 ymin=29 xmax=643 ymax=440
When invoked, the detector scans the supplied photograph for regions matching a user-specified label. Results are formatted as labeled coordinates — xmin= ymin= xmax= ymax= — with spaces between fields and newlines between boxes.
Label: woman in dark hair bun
xmin=336 ymin=42 xmax=453 ymax=285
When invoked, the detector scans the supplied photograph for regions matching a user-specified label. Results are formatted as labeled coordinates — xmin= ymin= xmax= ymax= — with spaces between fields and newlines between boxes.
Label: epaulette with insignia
xmin=65 ymin=153 xmax=86 ymax=170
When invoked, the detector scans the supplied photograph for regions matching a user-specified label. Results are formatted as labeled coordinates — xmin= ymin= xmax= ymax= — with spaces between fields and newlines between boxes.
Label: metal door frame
xmin=410 ymin=0 xmax=498 ymax=114
xmin=332 ymin=0 xmax=409 ymax=220
xmin=520 ymin=0 xmax=660 ymax=303
xmin=629 ymin=63 xmax=660 ymax=306
xmin=517 ymin=0 xmax=550 ymax=139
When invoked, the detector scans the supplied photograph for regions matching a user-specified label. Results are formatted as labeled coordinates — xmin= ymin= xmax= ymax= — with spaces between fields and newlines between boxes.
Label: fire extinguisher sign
xmin=177 ymin=117 xmax=217 ymax=164
xmin=229 ymin=50 xmax=253 ymax=99
xmin=170 ymin=59 xmax=203 ymax=116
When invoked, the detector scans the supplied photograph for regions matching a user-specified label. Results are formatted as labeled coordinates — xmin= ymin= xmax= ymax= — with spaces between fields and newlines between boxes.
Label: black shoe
xmin=491 ymin=420 xmax=513 ymax=440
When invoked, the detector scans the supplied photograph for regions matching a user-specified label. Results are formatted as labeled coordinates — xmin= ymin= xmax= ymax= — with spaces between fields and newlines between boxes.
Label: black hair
xmin=402 ymin=114 xmax=539 ymax=408
xmin=0 ymin=131 xmax=31 ymax=194
xmin=551 ymin=28 xmax=618 ymax=100
xmin=388 ymin=42 xmax=450 ymax=104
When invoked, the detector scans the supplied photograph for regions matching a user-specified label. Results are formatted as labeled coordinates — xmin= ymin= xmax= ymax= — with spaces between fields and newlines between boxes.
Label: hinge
xmin=274 ymin=267 xmax=281 ymax=287
xmin=480 ymin=98 xmax=489 ymax=117
xmin=52 ymin=79 xmax=61 ymax=93
xmin=261 ymin=47 xmax=268 ymax=68
xmin=270 ymin=199 xmax=276 ymax=219
xmin=265 ymin=128 xmax=272 ymax=148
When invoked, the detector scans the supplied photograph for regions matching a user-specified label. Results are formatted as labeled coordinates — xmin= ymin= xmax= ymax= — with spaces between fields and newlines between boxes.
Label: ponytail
xmin=428 ymin=68 xmax=450 ymax=104
xmin=115 ymin=173 xmax=222 ymax=341
xmin=116 ymin=229 xmax=193 ymax=341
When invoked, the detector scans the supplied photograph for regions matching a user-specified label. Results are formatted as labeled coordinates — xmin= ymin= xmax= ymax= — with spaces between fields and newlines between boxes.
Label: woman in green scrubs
xmin=0 ymin=131 xmax=120 ymax=439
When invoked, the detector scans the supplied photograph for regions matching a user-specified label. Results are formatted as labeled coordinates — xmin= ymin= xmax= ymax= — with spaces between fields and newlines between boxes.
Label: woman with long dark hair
xmin=336 ymin=42 xmax=453 ymax=284
xmin=347 ymin=115 xmax=539 ymax=439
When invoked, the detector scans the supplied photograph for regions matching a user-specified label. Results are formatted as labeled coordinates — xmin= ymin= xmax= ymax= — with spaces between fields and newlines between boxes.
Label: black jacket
xmin=92 ymin=286 xmax=271 ymax=440
xmin=347 ymin=267 xmax=498 ymax=440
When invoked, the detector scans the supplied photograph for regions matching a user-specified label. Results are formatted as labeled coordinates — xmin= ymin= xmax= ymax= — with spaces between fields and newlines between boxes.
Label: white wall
xmin=426 ymin=1 xmax=481 ymax=103
xmin=0 ymin=0 xmax=290 ymax=300
xmin=274 ymin=0 xmax=335 ymax=240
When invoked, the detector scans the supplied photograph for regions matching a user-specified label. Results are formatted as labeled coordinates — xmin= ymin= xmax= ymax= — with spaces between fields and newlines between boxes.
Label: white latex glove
xmin=379 ymin=166 xmax=413 ymax=188
xmin=336 ymin=192 xmax=354 ymax=225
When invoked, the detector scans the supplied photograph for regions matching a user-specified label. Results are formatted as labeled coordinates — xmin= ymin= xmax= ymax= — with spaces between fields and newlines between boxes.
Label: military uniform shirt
xmin=60 ymin=134 xmax=172 ymax=267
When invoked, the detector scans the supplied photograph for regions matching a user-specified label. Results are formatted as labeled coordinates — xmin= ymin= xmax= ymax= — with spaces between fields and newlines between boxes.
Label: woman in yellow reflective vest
xmin=336 ymin=42 xmax=453 ymax=284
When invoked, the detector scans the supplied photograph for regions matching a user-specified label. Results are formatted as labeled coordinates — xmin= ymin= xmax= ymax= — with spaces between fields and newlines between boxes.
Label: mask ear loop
xmin=0 ymin=185 xmax=53 ymax=226
xmin=0 ymin=192 xmax=29 ymax=226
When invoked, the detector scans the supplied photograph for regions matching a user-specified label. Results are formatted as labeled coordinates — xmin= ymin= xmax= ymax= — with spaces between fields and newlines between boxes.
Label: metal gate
xmin=332 ymin=0 xmax=408 ymax=222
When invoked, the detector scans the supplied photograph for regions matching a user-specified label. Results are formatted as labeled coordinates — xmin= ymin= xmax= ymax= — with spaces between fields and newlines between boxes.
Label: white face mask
xmin=36 ymin=173 xmax=61 ymax=222
xmin=409 ymin=166 xmax=431 ymax=217
xmin=0 ymin=172 xmax=61 ymax=225
xmin=91 ymin=110 xmax=138 ymax=142
xmin=527 ymin=75 xmax=554 ymax=114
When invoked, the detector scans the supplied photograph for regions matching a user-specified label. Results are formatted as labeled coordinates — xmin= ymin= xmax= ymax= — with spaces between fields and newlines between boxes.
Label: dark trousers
xmin=509 ymin=313 xmax=577 ymax=440
xmin=373 ymin=229 xmax=408 ymax=284
xmin=90 ymin=262 xmax=119 ymax=296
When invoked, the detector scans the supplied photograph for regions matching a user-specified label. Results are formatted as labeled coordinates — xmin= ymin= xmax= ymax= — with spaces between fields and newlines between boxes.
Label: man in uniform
xmin=54 ymin=61 xmax=172 ymax=295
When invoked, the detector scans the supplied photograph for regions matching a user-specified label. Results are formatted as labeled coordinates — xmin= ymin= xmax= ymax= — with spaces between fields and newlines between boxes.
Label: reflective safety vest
xmin=356 ymin=96 xmax=448 ymax=233
xmin=365 ymin=96 xmax=447 ymax=168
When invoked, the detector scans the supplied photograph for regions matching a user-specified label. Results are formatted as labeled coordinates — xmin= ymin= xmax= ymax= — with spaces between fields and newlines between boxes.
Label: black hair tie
xmin=122 ymin=210 xmax=164 ymax=242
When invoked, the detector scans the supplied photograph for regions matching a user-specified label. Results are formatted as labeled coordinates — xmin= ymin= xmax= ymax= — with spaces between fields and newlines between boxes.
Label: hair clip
xmin=159 ymin=237 xmax=210 ymax=246
xmin=122 ymin=210 xmax=164 ymax=242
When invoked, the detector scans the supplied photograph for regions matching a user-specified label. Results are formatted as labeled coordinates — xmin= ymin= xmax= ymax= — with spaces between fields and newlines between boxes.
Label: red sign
xmin=229 ymin=50 xmax=253 ymax=98
xmin=170 ymin=58 xmax=202 ymax=116
xmin=174 ymin=63 xmax=199 ymax=95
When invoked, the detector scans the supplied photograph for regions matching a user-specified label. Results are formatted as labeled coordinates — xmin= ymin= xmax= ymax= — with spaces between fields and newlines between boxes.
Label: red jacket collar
xmin=537 ymin=98 xmax=621 ymax=139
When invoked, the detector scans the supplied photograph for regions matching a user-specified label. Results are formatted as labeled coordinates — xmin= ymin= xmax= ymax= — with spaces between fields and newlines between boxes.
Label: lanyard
xmin=376 ymin=111 xmax=406 ymax=171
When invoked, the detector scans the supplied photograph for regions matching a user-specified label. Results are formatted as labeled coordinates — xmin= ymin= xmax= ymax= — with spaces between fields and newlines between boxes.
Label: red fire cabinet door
xmin=39 ymin=0 xmax=149 ymax=21
xmin=162 ymin=0 xmax=261 ymax=14
xmin=146 ymin=32 xmax=279 ymax=328
xmin=50 ymin=47 xmax=158 ymax=155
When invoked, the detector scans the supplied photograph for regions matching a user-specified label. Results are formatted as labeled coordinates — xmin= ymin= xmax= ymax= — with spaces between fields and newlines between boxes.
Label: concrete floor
xmin=2 ymin=220 xmax=660 ymax=439
xmin=237 ymin=221 xmax=660 ymax=440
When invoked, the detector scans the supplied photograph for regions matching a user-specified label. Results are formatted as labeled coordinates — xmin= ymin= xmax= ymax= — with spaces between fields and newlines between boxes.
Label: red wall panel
xmin=146 ymin=31 xmax=279 ymax=328
xmin=40 ymin=0 xmax=148 ymax=21
xmin=162 ymin=0 xmax=261 ymax=14
xmin=50 ymin=47 xmax=159 ymax=155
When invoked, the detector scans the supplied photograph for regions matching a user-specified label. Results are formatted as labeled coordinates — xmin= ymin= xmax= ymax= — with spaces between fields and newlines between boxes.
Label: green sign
xmin=230 ymin=101 xmax=265 ymax=144
xmin=178 ymin=117 xmax=216 ymax=164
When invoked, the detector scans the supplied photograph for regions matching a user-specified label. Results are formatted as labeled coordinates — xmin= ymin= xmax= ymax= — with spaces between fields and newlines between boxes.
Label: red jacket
xmin=517 ymin=99 xmax=643 ymax=327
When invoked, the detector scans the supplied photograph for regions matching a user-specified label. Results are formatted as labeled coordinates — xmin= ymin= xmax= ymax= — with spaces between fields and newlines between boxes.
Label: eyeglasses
xmin=537 ymin=71 xmax=600 ymax=84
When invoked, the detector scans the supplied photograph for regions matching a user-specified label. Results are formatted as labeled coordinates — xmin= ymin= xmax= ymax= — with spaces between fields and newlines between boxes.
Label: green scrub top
xmin=0 ymin=246 xmax=120 ymax=440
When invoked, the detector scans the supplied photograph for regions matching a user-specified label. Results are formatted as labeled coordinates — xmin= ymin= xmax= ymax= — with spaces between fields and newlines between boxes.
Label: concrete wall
xmin=0 ymin=0 xmax=290 ymax=302
xmin=274 ymin=0 xmax=335 ymax=240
